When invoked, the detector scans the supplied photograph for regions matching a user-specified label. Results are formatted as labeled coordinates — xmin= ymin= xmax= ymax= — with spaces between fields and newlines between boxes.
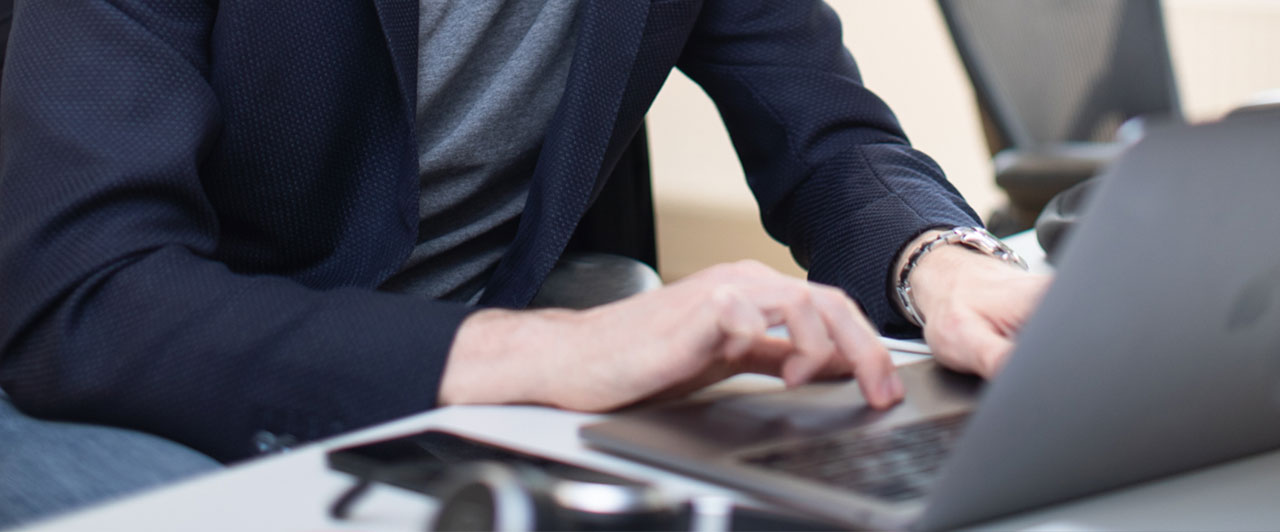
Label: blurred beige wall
xmin=647 ymin=0 xmax=1280 ymax=281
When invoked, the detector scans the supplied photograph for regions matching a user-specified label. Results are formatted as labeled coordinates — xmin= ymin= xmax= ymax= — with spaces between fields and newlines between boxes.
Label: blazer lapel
xmin=371 ymin=0 xmax=418 ymax=113
xmin=481 ymin=0 xmax=654 ymax=308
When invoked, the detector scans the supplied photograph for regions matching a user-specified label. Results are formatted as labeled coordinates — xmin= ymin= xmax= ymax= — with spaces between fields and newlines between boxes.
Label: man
xmin=0 ymin=0 xmax=1046 ymax=525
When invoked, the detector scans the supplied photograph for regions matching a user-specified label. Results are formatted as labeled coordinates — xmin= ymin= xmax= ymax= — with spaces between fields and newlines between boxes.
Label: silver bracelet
xmin=894 ymin=227 xmax=1029 ymax=327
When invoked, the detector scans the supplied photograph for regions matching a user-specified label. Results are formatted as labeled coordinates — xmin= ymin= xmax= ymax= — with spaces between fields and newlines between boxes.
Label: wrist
xmin=438 ymin=307 xmax=580 ymax=406
xmin=908 ymin=245 xmax=998 ymax=319
xmin=893 ymin=229 xmax=947 ymax=287
xmin=893 ymin=227 xmax=1028 ymax=326
xmin=891 ymin=229 xmax=948 ymax=326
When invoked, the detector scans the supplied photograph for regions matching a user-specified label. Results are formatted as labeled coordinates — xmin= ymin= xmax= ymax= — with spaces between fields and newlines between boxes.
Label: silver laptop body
xmin=581 ymin=115 xmax=1280 ymax=530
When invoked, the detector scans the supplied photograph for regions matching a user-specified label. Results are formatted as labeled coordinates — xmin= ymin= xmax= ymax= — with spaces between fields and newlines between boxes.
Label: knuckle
xmin=707 ymin=283 xmax=736 ymax=301
xmin=850 ymin=337 xmax=886 ymax=361
xmin=798 ymin=329 xmax=836 ymax=352
xmin=783 ymin=289 xmax=813 ymax=312
xmin=705 ymin=284 xmax=740 ymax=310
xmin=795 ymin=282 xmax=820 ymax=302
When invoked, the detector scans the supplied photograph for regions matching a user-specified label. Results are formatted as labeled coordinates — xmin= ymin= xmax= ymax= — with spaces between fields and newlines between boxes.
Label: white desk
xmin=18 ymin=233 xmax=1280 ymax=531
xmin=18 ymin=397 xmax=1280 ymax=532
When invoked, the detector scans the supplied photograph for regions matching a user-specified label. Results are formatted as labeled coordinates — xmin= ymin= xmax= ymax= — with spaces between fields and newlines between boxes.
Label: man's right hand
xmin=437 ymin=260 xmax=905 ymax=412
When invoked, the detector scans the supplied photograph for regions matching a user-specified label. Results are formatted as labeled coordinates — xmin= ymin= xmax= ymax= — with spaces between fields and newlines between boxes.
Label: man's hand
xmin=438 ymin=260 xmax=905 ymax=412
xmin=902 ymin=232 xmax=1052 ymax=378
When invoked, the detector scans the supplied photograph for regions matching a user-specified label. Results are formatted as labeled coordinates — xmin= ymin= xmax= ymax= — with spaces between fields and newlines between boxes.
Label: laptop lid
xmin=919 ymin=114 xmax=1280 ymax=529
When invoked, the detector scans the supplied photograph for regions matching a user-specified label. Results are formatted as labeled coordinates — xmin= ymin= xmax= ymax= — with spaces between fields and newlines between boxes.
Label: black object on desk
xmin=326 ymin=429 xmax=842 ymax=531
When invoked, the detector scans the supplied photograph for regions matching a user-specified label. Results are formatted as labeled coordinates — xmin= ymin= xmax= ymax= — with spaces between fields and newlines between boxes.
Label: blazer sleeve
xmin=0 ymin=2 xmax=472 ymax=462
xmin=676 ymin=0 xmax=982 ymax=336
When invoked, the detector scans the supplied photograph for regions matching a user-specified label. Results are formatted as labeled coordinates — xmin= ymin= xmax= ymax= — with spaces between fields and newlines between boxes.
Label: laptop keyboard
xmin=740 ymin=411 xmax=970 ymax=503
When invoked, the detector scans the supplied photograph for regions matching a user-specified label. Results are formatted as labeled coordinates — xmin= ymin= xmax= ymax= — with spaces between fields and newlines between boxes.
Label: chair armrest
xmin=993 ymin=142 xmax=1128 ymax=211
xmin=1226 ymin=89 xmax=1280 ymax=119
xmin=529 ymin=252 xmax=663 ymax=310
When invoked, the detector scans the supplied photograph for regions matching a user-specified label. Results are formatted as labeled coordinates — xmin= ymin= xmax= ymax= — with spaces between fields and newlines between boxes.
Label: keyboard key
xmin=739 ymin=412 xmax=970 ymax=503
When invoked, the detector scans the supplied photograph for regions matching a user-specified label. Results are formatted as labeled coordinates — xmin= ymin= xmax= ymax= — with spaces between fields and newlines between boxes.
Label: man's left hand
xmin=903 ymin=234 xmax=1052 ymax=378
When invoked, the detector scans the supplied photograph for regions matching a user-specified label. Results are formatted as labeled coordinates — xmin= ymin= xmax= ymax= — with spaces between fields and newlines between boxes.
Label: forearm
xmin=438 ymin=307 xmax=578 ymax=407
xmin=676 ymin=1 xmax=982 ymax=333
xmin=783 ymin=159 xmax=978 ymax=335
xmin=1 ymin=246 xmax=475 ymax=462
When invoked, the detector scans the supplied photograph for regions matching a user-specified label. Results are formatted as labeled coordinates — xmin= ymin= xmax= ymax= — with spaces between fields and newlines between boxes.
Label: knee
xmin=0 ymin=399 xmax=221 ymax=528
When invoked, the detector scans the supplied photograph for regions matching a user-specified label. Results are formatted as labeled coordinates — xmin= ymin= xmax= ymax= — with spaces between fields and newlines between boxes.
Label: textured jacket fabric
xmin=0 ymin=0 xmax=978 ymax=462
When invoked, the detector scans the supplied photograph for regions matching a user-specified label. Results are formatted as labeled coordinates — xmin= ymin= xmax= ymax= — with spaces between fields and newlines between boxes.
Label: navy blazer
xmin=0 ymin=0 xmax=978 ymax=461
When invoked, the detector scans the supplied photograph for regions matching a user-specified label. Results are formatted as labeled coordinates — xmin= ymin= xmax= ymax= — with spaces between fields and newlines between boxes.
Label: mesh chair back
xmin=939 ymin=0 xmax=1180 ymax=149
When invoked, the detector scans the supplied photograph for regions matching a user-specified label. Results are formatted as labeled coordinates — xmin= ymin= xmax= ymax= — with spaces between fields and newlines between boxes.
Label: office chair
xmin=1226 ymin=90 xmax=1280 ymax=120
xmin=937 ymin=0 xmax=1181 ymax=235
xmin=531 ymin=126 xmax=663 ymax=309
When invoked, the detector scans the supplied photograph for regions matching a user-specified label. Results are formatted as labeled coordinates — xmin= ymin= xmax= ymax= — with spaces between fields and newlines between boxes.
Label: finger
xmin=740 ymin=335 xmax=794 ymax=360
xmin=929 ymin=311 xmax=1016 ymax=378
xmin=959 ymin=320 xmax=1017 ymax=378
xmin=999 ymin=275 xmax=1053 ymax=333
xmin=716 ymin=336 xmax=796 ymax=378
xmin=811 ymin=286 xmax=902 ymax=408
xmin=780 ymin=348 xmax=831 ymax=387
xmin=978 ymin=337 xmax=1016 ymax=378
xmin=761 ymin=283 xmax=838 ymax=387
xmin=775 ymin=348 xmax=855 ymax=385
xmin=711 ymin=286 xmax=769 ymax=361
xmin=811 ymin=355 xmax=855 ymax=380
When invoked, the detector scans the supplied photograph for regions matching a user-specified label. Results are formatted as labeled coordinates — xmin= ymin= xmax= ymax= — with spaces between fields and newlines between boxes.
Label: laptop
xmin=581 ymin=114 xmax=1280 ymax=530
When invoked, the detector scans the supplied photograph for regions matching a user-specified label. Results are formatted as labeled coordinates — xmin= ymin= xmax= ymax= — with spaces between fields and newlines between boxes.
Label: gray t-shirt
xmin=380 ymin=0 xmax=582 ymax=301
